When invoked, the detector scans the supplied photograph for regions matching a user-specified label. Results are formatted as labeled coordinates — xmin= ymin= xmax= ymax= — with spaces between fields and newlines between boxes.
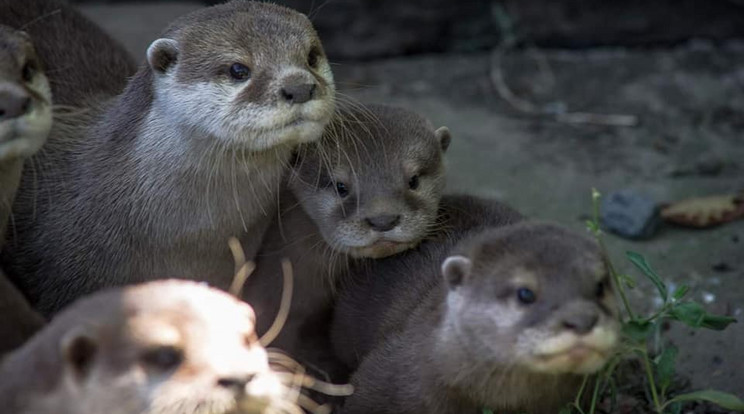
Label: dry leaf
xmin=661 ymin=194 xmax=744 ymax=228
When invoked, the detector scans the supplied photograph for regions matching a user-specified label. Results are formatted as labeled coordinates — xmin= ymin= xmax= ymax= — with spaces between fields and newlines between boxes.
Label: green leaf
xmin=670 ymin=301 xmax=705 ymax=327
xmin=666 ymin=390 xmax=744 ymax=411
xmin=672 ymin=285 xmax=689 ymax=301
xmin=623 ymin=319 xmax=654 ymax=343
xmin=558 ymin=409 xmax=572 ymax=414
xmin=701 ymin=313 xmax=737 ymax=331
xmin=655 ymin=345 xmax=678 ymax=391
xmin=619 ymin=273 xmax=637 ymax=289
xmin=482 ymin=409 xmax=494 ymax=414
xmin=666 ymin=401 xmax=682 ymax=414
xmin=626 ymin=251 xmax=667 ymax=302
xmin=670 ymin=302 xmax=738 ymax=330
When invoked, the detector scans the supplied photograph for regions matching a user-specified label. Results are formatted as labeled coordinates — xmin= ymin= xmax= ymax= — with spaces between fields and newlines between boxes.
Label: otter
xmin=332 ymin=196 xmax=620 ymax=414
xmin=0 ymin=0 xmax=137 ymax=105
xmin=242 ymin=103 xmax=450 ymax=377
xmin=1 ymin=1 xmax=336 ymax=315
xmin=0 ymin=280 xmax=289 ymax=414
xmin=0 ymin=25 xmax=50 ymax=354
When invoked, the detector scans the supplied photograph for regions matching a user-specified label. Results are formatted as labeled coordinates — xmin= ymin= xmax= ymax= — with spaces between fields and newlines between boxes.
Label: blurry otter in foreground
xmin=0 ymin=279 xmax=354 ymax=414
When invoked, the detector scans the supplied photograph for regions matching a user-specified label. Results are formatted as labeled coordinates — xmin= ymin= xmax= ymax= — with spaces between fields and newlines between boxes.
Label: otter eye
xmin=22 ymin=61 xmax=36 ymax=82
xmin=335 ymin=182 xmax=349 ymax=198
xmin=142 ymin=346 xmax=183 ymax=371
xmin=229 ymin=63 xmax=251 ymax=81
xmin=517 ymin=288 xmax=536 ymax=304
xmin=596 ymin=280 xmax=605 ymax=298
xmin=307 ymin=47 xmax=321 ymax=68
xmin=408 ymin=175 xmax=420 ymax=190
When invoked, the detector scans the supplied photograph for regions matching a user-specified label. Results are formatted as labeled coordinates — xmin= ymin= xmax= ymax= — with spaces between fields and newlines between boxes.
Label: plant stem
xmin=639 ymin=349 xmax=663 ymax=412
xmin=598 ymin=237 xmax=635 ymax=320
xmin=588 ymin=375 xmax=602 ymax=414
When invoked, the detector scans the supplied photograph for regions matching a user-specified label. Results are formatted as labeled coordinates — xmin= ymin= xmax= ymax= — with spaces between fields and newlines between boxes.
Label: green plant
xmin=562 ymin=189 xmax=743 ymax=414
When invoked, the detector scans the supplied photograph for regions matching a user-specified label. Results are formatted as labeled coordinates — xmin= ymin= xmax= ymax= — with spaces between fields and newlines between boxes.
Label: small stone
xmin=600 ymin=189 xmax=661 ymax=239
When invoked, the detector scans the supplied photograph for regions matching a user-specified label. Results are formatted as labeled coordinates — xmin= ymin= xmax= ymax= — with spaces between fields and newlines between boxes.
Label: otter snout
xmin=279 ymin=72 xmax=318 ymax=104
xmin=0 ymin=84 xmax=31 ymax=121
xmin=556 ymin=301 xmax=601 ymax=335
xmin=365 ymin=214 xmax=401 ymax=232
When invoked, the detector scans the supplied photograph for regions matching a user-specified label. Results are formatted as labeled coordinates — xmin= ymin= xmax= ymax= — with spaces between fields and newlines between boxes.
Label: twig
xmin=489 ymin=41 xmax=639 ymax=127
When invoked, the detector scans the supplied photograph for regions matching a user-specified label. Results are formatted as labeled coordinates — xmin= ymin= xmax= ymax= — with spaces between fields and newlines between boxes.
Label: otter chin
xmin=347 ymin=240 xmax=418 ymax=259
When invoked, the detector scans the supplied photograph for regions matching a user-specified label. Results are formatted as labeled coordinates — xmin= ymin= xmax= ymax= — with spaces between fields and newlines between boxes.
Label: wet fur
xmin=1 ymin=1 xmax=335 ymax=315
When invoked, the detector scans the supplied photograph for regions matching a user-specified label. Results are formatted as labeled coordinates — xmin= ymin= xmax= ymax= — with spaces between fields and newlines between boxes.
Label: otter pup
xmin=0 ymin=280 xmax=286 ymax=414
xmin=0 ymin=25 xmax=51 ymax=354
xmin=243 ymin=104 xmax=450 ymax=374
xmin=0 ymin=0 xmax=137 ymax=105
xmin=332 ymin=197 xmax=620 ymax=414
xmin=2 ymin=1 xmax=336 ymax=315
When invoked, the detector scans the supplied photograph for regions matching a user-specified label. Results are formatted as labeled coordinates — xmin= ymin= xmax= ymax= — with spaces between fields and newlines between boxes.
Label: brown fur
xmin=1 ymin=1 xmax=335 ymax=315
xmin=332 ymin=197 xmax=620 ymax=414
xmin=243 ymin=104 xmax=450 ymax=379
xmin=0 ymin=280 xmax=285 ymax=414
xmin=0 ymin=24 xmax=50 ymax=355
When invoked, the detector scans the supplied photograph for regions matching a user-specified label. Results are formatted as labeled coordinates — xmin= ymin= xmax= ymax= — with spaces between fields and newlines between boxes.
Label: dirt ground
xmin=82 ymin=2 xmax=744 ymax=401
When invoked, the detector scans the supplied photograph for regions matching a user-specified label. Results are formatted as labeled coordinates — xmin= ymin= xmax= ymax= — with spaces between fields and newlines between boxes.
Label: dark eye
xmin=596 ymin=280 xmax=606 ymax=298
xmin=335 ymin=182 xmax=349 ymax=198
xmin=229 ymin=63 xmax=251 ymax=81
xmin=22 ymin=61 xmax=36 ymax=82
xmin=408 ymin=175 xmax=420 ymax=190
xmin=307 ymin=47 xmax=321 ymax=68
xmin=517 ymin=288 xmax=536 ymax=304
xmin=142 ymin=346 xmax=183 ymax=371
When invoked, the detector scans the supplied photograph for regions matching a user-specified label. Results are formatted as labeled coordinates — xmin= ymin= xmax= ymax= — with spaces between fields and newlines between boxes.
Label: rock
xmin=600 ymin=189 xmax=661 ymax=239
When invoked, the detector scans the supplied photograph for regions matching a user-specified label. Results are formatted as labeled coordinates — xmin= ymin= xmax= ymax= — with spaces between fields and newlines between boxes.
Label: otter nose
xmin=217 ymin=373 xmax=256 ymax=390
xmin=365 ymin=215 xmax=401 ymax=232
xmin=281 ymin=83 xmax=316 ymax=104
xmin=562 ymin=312 xmax=599 ymax=335
xmin=0 ymin=89 xmax=31 ymax=121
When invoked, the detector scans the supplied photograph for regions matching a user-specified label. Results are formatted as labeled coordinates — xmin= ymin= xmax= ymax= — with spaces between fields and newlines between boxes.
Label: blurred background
xmin=71 ymin=0 xmax=744 ymax=404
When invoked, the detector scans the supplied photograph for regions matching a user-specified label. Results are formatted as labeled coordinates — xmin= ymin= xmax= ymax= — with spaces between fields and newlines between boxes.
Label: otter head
xmin=54 ymin=281 xmax=283 ymax=414
xmin=289 ymin=104 xmax=451 ymax=258
xmin=0 ymin=25 xmax=52 ymax=161
xmin=146 ymin=1 xmax=334 ymax=151
xmin=442 ymin=223 xmax=619 ymax=376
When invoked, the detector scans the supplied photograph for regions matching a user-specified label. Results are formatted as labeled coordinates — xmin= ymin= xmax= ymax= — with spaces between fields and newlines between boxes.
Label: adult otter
xmin=0 ymin=25 xmax=50 ymax=354
xmin=332 ymin=197 xmax=620 ymax=414
xmin=0 ymin=0 xmax=137 ymax=105
xmin=0 ymin=280 xmax=287 ymax=414
xmin=2 ymin=1 xmax=336 ymax=315
xmin=243 ymin=104 xmax=450 ymax=375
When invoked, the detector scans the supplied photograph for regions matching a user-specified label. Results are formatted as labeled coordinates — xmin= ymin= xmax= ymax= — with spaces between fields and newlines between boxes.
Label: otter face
xmin=289 ymin=105 xmax=451 ymax=259
xmin=147 ymin=1 xmax=334 ymax=152
xmin=0 ymin=26 xmax=52 ymax=161
xmin=443 ymin=223 xmax=620 ymax=376
xmin=57 ymin=282 xmax=284 ymax=414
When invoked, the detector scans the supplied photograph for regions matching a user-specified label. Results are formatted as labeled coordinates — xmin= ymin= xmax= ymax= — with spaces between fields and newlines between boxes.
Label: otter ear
xmin=442 ymin=255 xmax=472 ymax=288
xmin=435 ymin=126 xmax=451 ymax=152
xmin=147 ymin=38 xmax=179 ymax=73
xmin=61 ymin=326 xmax=98 ymax=382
